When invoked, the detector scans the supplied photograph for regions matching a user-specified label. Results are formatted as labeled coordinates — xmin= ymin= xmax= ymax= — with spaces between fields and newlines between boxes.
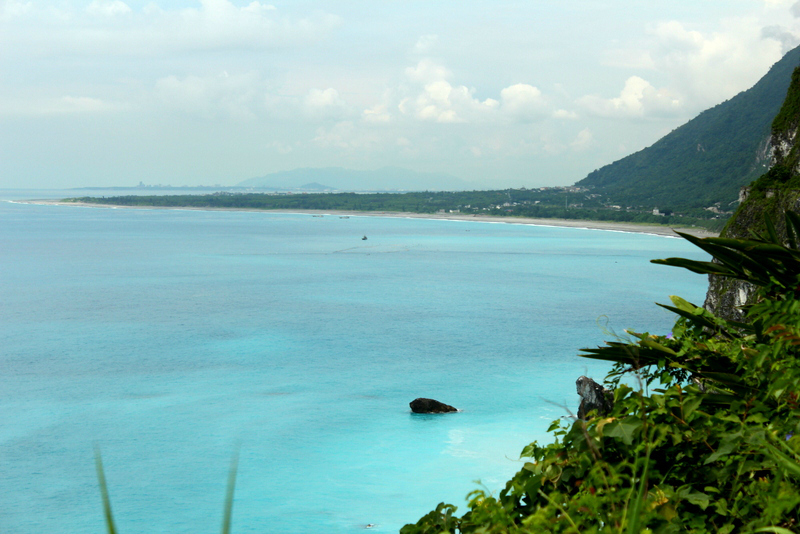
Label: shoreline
xmin=18 ymin=199 xmax=719 ymax=238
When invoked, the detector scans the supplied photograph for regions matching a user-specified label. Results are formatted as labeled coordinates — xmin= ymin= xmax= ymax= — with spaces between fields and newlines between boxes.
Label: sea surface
xmin=0 ymin=190 xmax=710 ymax=533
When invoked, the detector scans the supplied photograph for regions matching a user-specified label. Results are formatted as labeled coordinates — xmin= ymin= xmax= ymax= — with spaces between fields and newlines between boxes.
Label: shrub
xmin=401 ymin=212 xmax=800 ymax=534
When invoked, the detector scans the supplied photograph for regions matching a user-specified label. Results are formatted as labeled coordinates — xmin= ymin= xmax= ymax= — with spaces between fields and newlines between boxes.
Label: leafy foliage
xmin=401 ymin=211 xmax=800 ymax=533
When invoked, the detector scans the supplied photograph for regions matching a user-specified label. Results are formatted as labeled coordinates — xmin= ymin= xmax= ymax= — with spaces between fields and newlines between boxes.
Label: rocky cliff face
xmin=705 ymin=66 xmax=800 ymax=320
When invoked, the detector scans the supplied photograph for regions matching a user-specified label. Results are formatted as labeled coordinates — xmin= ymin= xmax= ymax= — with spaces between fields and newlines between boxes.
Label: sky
xmin=2 ymin=0 xmax=800 ymax=190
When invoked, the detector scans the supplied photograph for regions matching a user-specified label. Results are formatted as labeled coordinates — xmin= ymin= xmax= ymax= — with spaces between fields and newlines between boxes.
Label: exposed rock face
xmin=705 ymin=66 xmax=800 ymax=321
xmin=409 ymin=398 xmax=458 ymax=414
xmin=576 ymin=376 xmax=613 ymax=420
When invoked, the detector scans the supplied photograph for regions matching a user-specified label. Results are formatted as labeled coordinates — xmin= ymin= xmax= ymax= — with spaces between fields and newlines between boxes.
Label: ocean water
xmin=0 ymin=191 xmax=710 ymax=533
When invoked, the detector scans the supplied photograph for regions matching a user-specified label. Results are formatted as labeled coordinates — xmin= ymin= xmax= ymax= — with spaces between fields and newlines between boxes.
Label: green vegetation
xmin=63 ymin=188 xmax=727 ymax=232
xmin=400 ymin=211 xmax=800 ymax=533
xmin=720 ymin=66 xmax=800 ymax=239
xmin=94 ymin=447 xmax=239 ymax=534
xmin=576 ymin=45 xmax=800 ymax=210
xmin=771 ymin=67 xmax=800 ymax=138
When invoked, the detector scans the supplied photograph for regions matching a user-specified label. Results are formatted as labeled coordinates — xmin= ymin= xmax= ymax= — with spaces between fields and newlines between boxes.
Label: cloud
xmin=303 ymin=88 xmax=349 ymax=119
xmin=401 ymin=79 xmax=500 ymax=123
xmin=578 ymin=76 xmax=680 ymax=119
xmin=85 ymin=0 xmax=131 ymax=17
xmin=600 ymin=48 xmax=656 ymax=70
xmin=570 ymin=128 xmax=593 ymax=151
xmin=152 ymin=74 xmax=353 ymax=123
xmin=592 ymin=14 xmax=789 ymax=116
xmin=0 ymin=1 xmax=340 ymax=57
xmin=313 ymin=121 xmax=380 ymax=150
xmin=401 ymin=60 xmax=563 ymax=124
xmin=0 ymin=95 xmax=124 ymax=116
xmin=268 ymin=141 xmax=294 ymax=154
xmin=761 ymin=24 xmax=800 ymax=52
xmin=647 ymin=19 xmax=784 ymax=109
xmin=404 ymin=59 xmax=451 ymax=84
xmin=362 ymin=104 xmax=392 ymax=123
xmin=553 ymin=109 xmax=579 ymax=120
xmin=499 ymin=84 xmax=549 ymax=122
xmin=413 ymin=34 xmax=438 ymax=54
xmin=154 ymin=71 xmax=261 ymax=120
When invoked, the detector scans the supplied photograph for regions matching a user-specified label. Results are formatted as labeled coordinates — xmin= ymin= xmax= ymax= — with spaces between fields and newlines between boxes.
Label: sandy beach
xmin=21 ymin=199 xmax=719 ymax=238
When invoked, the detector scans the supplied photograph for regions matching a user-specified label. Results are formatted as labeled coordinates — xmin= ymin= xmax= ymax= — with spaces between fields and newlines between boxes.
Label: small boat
xmin=362 ymin=235 xmax=368 ymax=240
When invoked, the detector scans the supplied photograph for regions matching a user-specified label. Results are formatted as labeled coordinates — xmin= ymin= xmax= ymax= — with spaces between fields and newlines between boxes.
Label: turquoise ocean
xmin=0 ymin=190 xmax=709 ymax=533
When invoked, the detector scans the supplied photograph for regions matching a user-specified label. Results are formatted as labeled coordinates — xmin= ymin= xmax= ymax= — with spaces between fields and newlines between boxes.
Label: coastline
xmin=19 ymin=199 xmax=719 ymax=238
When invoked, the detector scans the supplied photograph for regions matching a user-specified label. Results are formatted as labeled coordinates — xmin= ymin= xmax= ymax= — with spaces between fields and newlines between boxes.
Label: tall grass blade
xmin=221 ymin=448 xmax=240 ymax=534
xmin=625 ymin=444 xmax=651 ymax=534
xmin=94 ymin=446 xmax=118 ymax=534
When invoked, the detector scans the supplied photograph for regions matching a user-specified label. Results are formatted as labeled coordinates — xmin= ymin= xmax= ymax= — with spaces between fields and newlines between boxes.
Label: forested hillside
xmin=576 ymin=45 xmax=800 ymax=209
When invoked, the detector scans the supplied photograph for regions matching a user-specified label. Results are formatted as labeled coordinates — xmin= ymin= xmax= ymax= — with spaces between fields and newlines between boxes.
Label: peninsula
xmin=29 ymin=198 xmax=718 ymax=238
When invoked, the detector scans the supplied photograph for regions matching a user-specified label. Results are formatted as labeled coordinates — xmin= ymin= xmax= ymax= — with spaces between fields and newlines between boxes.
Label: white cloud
xmin=413 ymin=34 xmax=438 ymax=54
xmin=600 ymin=48 xmax=656 ymax=70
xmin=553 ymin=109 xmax=579 ymax=120
xmin=362 ymin=103 xmax=391 ymax=123
xmin=313 ymin=121 xmax=379 ymax=150
xmin=268 ymin=141 xmax=294 ymax=154
xmin=400 ymin=60 xmax=556 ymax=124
xmin=0 ymin=1 xmax=340 ymax=57
xmin=407 ymin=79 xmax=500 ymax=123
xmin=570 ymin=128 xmax=593 ymax=151
xmin=499 ymin=84 xmax=549 ymax=122
xmin=85 ymin=0 xmax=131 ymax=17
xmin=0 ymin=1 xmax=35 ymax=19
xmin=404 ymin=59 xmax=451 ymax=84
xmin=577 ymin=76 xmax=680 ymax=119
xmin=303 ymin=88 xmax=348 ymax=119
xmin=154 ymin=71 xmax=260 ymax=120
xmin=648 ymin=19 xmax=784 ymax=109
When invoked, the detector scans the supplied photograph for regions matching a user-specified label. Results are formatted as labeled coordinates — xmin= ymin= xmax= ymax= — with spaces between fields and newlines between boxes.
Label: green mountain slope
xmin=576 ymin=45 xmax=800 ymax=209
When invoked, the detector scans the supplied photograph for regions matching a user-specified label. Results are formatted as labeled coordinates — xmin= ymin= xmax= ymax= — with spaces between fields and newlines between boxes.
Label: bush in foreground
xmin=401 ymin=213 xmax=800 ymax=534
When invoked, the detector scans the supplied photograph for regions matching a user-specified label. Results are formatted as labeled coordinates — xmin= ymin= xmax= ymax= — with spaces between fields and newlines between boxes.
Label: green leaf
xmin=704 ymin=432 xmax=743 ymax=464
xmin=682 ymin=395 xmax=703 ymax=420
xmin=221 ymin=448 xmax=239 ymax=534
xmin=764 ymin=443 xmax=800 ymax=478
xmin=785 ymin=210 xmax=800 ymax=249
xmin=94 ymin=446 xmax=118 ymax=534
xmin=603 ymin=417 xmax=642 ymax=446
xmin=677 ymin=486 xmax=710 ymax=510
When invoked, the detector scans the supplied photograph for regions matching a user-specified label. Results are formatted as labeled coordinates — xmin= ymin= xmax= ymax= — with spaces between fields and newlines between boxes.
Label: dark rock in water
xmin=410 ymin=398 xmax=458 ymax=414
xmin=576 ymin=376 xmax=613 ymax=420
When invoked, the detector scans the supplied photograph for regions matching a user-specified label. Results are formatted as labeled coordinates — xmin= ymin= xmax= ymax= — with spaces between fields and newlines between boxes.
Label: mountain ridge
xmin=576 ymin=45 xmax=800 ymax=208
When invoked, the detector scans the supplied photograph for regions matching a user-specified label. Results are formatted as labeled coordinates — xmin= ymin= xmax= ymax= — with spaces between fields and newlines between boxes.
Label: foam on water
xmin=0 ymin=193 xmax=709 ymax=533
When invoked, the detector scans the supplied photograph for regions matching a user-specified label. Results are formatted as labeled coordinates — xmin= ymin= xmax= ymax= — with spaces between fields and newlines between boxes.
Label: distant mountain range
xmin=237 ymin=167 xmax=473 ymax=192
xmin=576 ymin=45 xmax=800 ymax=209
